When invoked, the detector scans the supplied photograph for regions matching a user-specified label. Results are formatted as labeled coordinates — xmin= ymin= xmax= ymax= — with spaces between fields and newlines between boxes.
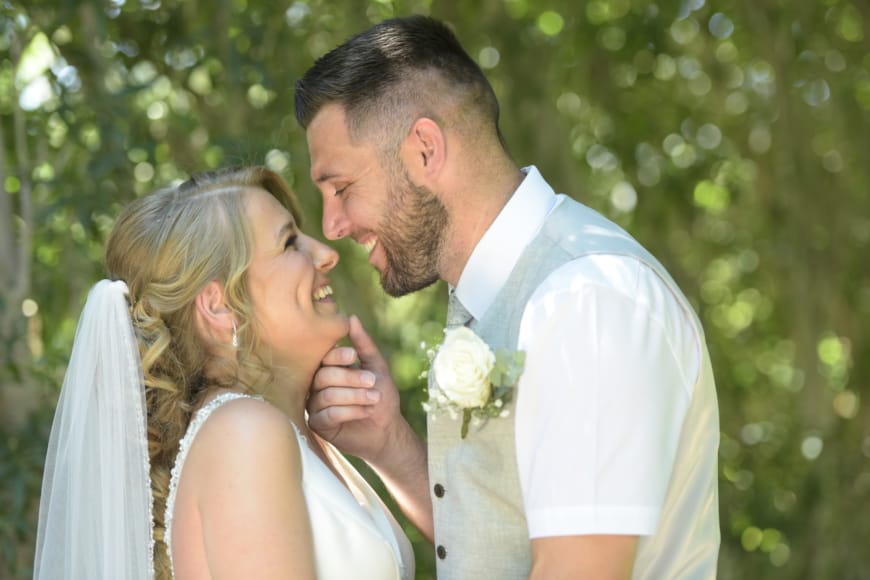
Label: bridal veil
xmin=34 ymin=279 xmax=155 ymax=579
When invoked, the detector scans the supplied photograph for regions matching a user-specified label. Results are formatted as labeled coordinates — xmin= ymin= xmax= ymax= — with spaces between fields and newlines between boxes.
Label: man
xmin=296 ymin=15 xmax=720 ymax=579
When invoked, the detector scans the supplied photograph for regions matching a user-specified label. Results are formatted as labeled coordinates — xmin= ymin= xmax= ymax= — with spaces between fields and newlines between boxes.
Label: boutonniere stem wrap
xmin=424 ymin=326 xmax=526 ymax=438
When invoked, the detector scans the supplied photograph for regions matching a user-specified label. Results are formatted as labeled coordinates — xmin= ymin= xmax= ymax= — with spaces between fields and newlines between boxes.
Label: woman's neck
xmin=257 ymin=372 xmax=310 ymax=429
xmin=201 ymin=365 xmax=312 ymax=431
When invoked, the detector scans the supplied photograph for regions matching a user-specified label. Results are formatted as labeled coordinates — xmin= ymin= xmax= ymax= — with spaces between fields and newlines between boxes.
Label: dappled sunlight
xmin=0 ymin=1 xmax=868 ymax=578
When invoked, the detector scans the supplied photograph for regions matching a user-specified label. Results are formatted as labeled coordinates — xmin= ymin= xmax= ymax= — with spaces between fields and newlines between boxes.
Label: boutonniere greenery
xmin=422 ymin=326 xmax=526 ymax=439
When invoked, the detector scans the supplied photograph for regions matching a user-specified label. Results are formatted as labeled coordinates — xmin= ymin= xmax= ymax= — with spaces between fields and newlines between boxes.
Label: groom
xmin=297 ymin=15 xmax=720 ymax=579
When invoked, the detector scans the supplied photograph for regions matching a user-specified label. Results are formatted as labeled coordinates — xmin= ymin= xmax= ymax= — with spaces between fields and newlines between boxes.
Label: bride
xmin=33 ymin=166 xmax=415 ymax=579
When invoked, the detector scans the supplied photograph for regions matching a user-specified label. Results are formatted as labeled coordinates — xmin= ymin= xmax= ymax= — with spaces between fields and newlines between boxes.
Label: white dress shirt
xmin=454 ymin=166 xmax=703 ymax=539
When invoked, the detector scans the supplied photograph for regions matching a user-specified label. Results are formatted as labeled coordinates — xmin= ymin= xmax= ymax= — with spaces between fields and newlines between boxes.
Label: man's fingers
xmin=307 ymin=404 xmax=373 ymax=436
xmin=313 ymin=365 xmax=377 ymax=393
xmin=308 ymin=386 xmax=380 ymax=416
xmin=320 ymin=345 xmax=359 ymax=367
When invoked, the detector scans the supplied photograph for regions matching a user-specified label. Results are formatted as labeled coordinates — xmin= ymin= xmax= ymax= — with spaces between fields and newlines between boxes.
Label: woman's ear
xmin=401 ymin=117 xmax=446 ymax=182
xmin=194 ymin=281 xmax=234 ymax=345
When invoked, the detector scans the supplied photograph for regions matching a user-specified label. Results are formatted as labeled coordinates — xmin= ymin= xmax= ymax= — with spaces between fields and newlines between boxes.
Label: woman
xmin=33 ymin=166 xmax=414 ymax=579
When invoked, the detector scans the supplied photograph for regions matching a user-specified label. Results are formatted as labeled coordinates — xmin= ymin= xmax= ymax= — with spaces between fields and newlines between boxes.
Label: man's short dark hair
xmin=295 ymin=15 xmax=502 ymax=149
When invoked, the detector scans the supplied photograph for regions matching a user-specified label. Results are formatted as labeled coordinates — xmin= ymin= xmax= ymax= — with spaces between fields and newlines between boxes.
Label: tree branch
xmin=9 ymin=26 xmax=33 ymax=304
xmin=0 ymin=112 xmax=14 ymax=285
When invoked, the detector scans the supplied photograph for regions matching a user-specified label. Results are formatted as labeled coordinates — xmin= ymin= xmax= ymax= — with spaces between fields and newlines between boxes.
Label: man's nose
xmin=321 ymin=202 xmax=348 ymax=241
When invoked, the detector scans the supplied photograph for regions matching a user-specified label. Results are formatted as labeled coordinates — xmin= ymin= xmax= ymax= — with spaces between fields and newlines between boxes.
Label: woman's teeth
xmin=363 ymin=239 xmax=376 ymax=254
xmin=313 ymin=285 xmax=333 ymax=301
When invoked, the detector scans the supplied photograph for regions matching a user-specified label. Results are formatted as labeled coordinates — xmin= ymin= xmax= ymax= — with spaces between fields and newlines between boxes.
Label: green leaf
xmin=461 ymin=409 xmax=472 ymax=439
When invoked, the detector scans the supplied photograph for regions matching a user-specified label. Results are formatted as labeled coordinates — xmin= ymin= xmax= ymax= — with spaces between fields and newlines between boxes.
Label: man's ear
xmin=402 ymin=117 xmax=446 ymax=182
xmin=194 ymin=281 xmax=234 ymax=343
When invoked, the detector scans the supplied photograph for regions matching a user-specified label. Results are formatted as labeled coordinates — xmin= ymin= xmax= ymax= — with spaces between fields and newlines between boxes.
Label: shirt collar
xmin=454 ymin=165 xmax=559 ymax=319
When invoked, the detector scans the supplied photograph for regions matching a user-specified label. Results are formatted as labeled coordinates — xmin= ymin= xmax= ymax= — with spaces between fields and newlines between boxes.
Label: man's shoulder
xmin=542 ymin=196 xmax=639 ymax=252
xmin=530 ymin=254 xmax=646 ymax=301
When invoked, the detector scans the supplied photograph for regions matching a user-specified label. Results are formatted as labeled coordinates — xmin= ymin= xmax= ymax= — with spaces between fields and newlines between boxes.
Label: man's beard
xmin=377 ymin=167 xmax=449 ymax=297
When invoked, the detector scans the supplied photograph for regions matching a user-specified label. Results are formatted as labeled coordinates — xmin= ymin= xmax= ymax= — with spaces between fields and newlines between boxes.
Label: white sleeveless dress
xmin=165 ymin=392 xmax=415 ymax=579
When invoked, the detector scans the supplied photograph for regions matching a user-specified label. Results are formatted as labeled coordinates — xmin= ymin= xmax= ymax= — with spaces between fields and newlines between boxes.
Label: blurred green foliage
xmin=1 ymin=0 xmax=868 ymax=578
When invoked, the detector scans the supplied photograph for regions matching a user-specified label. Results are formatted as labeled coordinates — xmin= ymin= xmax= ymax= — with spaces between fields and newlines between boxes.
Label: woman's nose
xmin=309 ymin=238 xmax=339 ymax=272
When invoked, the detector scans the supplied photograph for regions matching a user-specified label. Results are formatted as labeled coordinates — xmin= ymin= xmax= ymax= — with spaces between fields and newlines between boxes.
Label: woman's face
xmin=244 ymin=188 xmax=348 ymax=372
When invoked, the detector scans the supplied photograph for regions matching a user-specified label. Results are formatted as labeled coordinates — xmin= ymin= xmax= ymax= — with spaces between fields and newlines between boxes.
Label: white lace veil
xmin=34 ymin=279 xmax=155 ymax=579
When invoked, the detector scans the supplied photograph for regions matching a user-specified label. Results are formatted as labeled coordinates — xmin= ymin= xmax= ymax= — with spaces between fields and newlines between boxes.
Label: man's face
xmin=307 ymin=104 xmax=448 ymax=297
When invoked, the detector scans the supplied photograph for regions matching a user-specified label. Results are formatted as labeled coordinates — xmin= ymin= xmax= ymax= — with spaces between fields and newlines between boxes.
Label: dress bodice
xmin=165 ymin=392 xmax=414 ymax=579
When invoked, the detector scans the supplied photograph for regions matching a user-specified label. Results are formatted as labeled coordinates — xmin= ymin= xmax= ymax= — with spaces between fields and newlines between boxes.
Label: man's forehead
xmin=307 ymin=102 xmax=349 ymax=136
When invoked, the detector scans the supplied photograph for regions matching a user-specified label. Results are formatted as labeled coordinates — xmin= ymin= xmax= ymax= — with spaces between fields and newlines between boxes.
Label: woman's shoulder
xmin=187 ymin=394 xmax=302 ymax=477
xmin=199 ymin=393 xmax=292 ymax=431
xmin=176 ymin=394 xmax=317 ymax=579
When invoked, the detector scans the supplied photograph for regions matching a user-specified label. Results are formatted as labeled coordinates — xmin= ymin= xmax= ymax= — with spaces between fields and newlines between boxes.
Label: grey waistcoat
xmin=427 ymin=196 xmax=716 ymax=579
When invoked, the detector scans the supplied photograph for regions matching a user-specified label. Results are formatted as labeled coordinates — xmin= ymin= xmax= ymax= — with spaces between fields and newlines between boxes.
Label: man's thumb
xmin=348 ymin=315 xmax=381 ymax=366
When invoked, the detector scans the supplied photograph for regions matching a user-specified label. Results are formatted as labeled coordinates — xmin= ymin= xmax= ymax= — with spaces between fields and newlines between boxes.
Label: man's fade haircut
xmin=294 ymin=15 xmax=505 ymax=151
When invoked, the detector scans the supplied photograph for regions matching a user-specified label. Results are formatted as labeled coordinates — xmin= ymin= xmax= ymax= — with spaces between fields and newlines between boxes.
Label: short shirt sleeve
xmin=514 ymin=254 xmax=701 ymax=539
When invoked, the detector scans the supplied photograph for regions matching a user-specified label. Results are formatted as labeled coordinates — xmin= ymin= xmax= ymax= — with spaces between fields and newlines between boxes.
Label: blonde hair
xmin=105 ymin=166 xmax=301 ymax=579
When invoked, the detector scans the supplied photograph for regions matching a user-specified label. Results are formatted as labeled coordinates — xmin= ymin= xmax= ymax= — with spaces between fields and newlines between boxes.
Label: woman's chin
xmin=332 ymin=311 xmax=351 ymax=340
xmin=314 ymin=297 xmax=342 ymax=316
xmin=316 ymin=302 xmax=349 ymax=332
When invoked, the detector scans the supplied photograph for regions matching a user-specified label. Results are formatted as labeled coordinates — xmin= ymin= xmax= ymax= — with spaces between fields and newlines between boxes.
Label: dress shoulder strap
xmin=164 ymin=392 xmax=262 ymax=578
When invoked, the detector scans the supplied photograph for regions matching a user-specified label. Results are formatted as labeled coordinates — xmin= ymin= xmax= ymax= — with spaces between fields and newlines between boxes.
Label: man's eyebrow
xmin=314 ymin=171 xmax=339 ymax=184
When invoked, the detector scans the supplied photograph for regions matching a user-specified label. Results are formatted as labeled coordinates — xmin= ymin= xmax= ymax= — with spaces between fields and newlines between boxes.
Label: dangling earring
xmin=231 ymin=320 xmax=239 ymax=348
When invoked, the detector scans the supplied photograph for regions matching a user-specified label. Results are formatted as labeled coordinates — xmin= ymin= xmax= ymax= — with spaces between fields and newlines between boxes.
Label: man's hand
xmin=309 ymin=315 xmax=434 ymax=540
xmin=309 ymin=315 xmax=401 ymax=463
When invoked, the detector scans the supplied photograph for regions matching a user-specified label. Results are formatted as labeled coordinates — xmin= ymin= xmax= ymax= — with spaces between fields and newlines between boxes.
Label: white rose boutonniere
xmin=424 ymin=326 xmax=526 ymax=439
xmin=432 ymin=327 xmax=494 ymax=408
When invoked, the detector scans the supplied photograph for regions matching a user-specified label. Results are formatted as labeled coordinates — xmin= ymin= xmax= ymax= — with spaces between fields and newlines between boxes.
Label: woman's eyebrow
xmin=275 ymin=220 xmax=297 ymax=244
